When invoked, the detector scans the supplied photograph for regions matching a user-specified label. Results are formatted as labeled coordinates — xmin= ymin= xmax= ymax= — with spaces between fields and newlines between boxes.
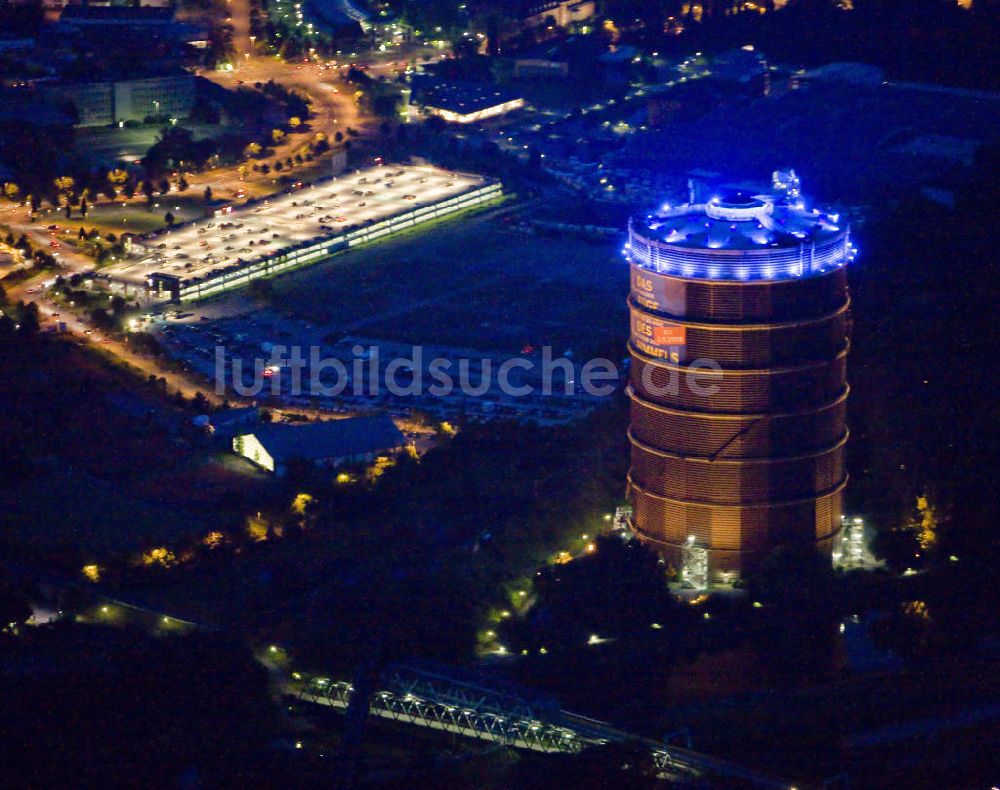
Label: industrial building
xmin=233 ymin=415 xmax=407 ymax=476
xmin=625 ymin=172 xmax=855 ymax=586
xmin=411 ymin=79 xmax=525 ymax=124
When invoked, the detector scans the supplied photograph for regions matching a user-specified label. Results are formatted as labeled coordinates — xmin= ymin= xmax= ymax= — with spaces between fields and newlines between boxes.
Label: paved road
xmin=27 ymin=293 xmax=225 ymax=405
xmin=0 ymin=0 xmax=373 ymax=395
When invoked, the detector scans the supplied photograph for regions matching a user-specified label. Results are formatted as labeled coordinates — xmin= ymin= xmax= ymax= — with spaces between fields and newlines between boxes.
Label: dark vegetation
xmin=0 ymin=624 xmax=275 ymax=787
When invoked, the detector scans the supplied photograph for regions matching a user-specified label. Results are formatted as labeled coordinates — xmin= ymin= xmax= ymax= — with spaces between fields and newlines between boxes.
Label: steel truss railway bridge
xmin=289 ymin=663 xmax=827 ymax=789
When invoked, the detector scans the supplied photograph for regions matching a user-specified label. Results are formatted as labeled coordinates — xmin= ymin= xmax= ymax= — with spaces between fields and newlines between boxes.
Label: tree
xmin=143 ymin=126 xmax=213 ymax=173
xmin=107 ymin=168 xmax=128 ymax=188
xmin=747 ymin=545 xmax=840 ymax=677
xmin=507 ymin=536 xmax=679 ymax=650
xmin=243 ymin=142 xmax=262 ymax=159
xmin=915 ymin=493 xmax=938 ymax=553
xmin=107 ymin=168 xmax=129 ymax=192
xmin=248 ymin=278 xmax=274 ymax=304
xmin=90 ymin=308 xmax=115 ymax=331
xmin=0 ymin=629 xmax=276 ymax=784
xmin=2 ymin=182 xmax=20 ymax=202
xmin=0 ymin=583 xmax=31 ymax=631
xmin=271 ymin=128 xmax=286 ymax=145
xmin=191 ymin=391 xmax=209 ymax=413
xmin=288 ymin=116 xmax=302 ymax=129
xmin=424 ymin=114 xmax=447 ymax=133
xmin=18 ymin=301 xmax=40 ymax=336
xmin=54 ymin=175 xmax=74 ymax=204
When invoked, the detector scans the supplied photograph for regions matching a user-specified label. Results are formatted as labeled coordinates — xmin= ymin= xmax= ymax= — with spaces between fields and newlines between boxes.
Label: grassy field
xmin=31 ymin=194 xmax=211 ymax=243
xmin=265 ymin=213 xmax=629 ymax=359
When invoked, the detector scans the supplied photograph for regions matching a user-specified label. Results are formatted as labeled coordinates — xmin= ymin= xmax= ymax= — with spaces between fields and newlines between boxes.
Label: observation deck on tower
xmin=626 ymin=191 xmax=855 ymax=282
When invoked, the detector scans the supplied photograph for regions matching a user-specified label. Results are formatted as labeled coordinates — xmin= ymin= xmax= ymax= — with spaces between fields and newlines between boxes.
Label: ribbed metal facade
xmin=627 ymin=238 xmax=850 ymax=581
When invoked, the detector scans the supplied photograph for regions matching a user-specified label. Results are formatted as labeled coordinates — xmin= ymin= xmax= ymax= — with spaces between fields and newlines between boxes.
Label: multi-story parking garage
xmin=624 ymin=185 xmax=856 ymax=585
xmin=100 ymin=165 xmax=501 ymax=302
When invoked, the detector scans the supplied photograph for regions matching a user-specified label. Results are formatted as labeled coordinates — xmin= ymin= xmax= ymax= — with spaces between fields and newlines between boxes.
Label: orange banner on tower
xmin=652 ymin=325 xmax=686 ymax=346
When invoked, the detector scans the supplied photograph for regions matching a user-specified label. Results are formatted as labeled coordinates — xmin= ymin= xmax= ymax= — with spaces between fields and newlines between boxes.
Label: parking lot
xmin=142 ymin=209 xmax=627 ymax=425
xmin=155 ymin=316 xmax=615 ymax=425
xmin=102 ymin=165 xmax=484 ymax=286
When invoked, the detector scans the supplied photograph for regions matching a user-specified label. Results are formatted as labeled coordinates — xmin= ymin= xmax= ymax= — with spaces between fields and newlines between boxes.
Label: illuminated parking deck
xmin=102 ymin=165 xmax=492 ymax=296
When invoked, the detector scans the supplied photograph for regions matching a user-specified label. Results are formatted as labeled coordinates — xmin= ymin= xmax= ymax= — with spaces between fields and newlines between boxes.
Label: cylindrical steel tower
xmin=625 ymin=189 xmax=855 ymax=584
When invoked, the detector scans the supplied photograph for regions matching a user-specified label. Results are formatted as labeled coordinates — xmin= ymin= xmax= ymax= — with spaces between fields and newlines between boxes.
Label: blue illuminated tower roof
xmin=626 ymin=188 xmax=855 ymax=281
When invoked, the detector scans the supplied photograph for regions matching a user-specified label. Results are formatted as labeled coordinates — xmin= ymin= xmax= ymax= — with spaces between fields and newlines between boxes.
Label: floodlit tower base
xmin=680 ymin=537 xmax=709 ymax=590
xmin=833 ymin=516 xmax=872 ymax=569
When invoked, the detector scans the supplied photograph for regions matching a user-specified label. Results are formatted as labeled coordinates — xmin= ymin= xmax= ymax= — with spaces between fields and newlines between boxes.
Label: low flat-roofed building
xmin=59 ymin=5 xmax=176 ymax=26
xmin=233 ymin=415 xmax=408 ymax=475
xmin=57 ymin=4 xmax=206 ymax=44
xmin=522 ymin=0 xmax=595 ymax=29
xmin=513 ymin=55 xmax=570 ymax=78
xmin=412 ymin=79 xmax=524 ymax=124
xmin=204 ymin=406 xmax=261 ymax=437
